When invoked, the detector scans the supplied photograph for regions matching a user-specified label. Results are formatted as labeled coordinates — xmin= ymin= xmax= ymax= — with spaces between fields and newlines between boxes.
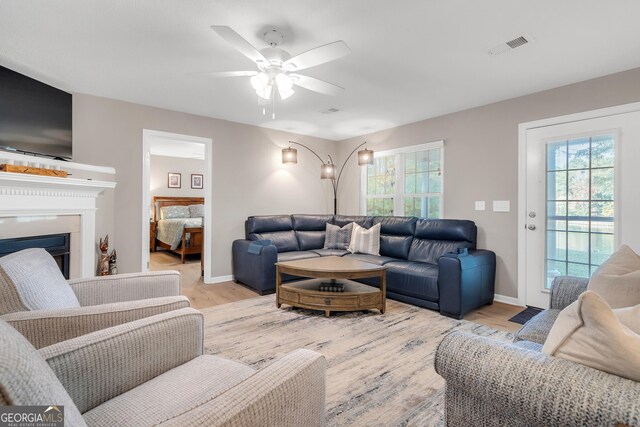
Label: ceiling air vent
xmin=486 ymin=34 xmax=534 ymax=55
xmin=322 ymin=107 xmax=340 ymax=114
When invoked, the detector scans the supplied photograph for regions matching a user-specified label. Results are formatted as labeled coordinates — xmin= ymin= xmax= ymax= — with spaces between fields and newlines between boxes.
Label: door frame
xmin=141 ymin=129 xmax=214 ymax=282
xmin=517 ymin=101 xmax=640 ymax=306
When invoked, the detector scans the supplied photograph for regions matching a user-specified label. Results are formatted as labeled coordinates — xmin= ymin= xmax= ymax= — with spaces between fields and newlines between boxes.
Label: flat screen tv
xmin=0 ymin=65 xmax=72 ymax=160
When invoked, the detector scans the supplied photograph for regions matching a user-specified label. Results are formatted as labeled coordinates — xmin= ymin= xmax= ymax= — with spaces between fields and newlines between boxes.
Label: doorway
xmin=141 ymin=130 xmax=213 ymax=281
xmin=519 ymin=105 xmax=640 ymax=308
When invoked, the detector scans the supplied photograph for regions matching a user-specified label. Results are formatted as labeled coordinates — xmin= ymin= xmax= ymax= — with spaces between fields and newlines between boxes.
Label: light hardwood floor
xmin=150 ymin=251 xmax=524 ymax=333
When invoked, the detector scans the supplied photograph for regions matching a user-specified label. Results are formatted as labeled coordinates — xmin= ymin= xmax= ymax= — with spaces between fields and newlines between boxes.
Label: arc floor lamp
xmin=282 ymin=141 xmax=374 ymax=214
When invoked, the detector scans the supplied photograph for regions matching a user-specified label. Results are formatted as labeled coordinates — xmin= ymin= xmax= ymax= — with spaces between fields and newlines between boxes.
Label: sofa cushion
xmin=277 ymin=251 xmax=320 ymax=262
xmin=0 ymin=319 xmax=86 ymax=426
xmin=414 ymin=219 xmax=477 ymax=245
xmin=324 ymin=223 xmax=353 ymax=250
xmin=588 ymin=245 xmax=640 ymax=309
xmin=246 ymin=215 xmax=293 ymax=235
xmin=291 ymin=214 xmax=334 ymax=231
xmin=514 ymin=309 xmax=561 ymax=345
xmin=334 ymin=215 xmax=372 ymax=228
xmin=349 ymin=223 xmax=381 ymax=256
xmin=296 ymin=231 xmax=326 ymax=251
xmin=250 ymin=230 xmax=299 ymax=253
xmin=385 ymin=261 xmax=439 ymax=302
xmin=0 ymin=248 xmax=80 ymax=315
xmin=407 ymin=239 xmax=470 ymax=265
xmin=373 ymin=216 xmax=417 ymax=235
xmin=344 ymin=254 xmax=398 ymax=266
xmin=372 ymin=216 xmax=416 ymax=260
xmin=542 ymin=291 xmax=640 ymax=382
xmin=83 ymin=355 xmax=255 ymax=426
xmin=310 ymin=249 xmax=350 ymax=257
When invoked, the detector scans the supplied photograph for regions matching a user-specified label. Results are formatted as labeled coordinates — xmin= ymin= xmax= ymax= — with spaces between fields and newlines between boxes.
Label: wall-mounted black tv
xmin=0 ymin=65 xmax=72 ymax=160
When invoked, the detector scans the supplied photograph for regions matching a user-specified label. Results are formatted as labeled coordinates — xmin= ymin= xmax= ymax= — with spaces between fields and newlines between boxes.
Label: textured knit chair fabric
xmin=0 ymin=248 xmax=80 ymax=313
xmin=514 ymin=276 xmax=588 ymax=344
xmin=0 ymin=309 xmax=327 ymax=426
xmin=436 ymin=275 xmax=640 ymax=426
xmin=0 ymin=248 xmax=187 ymax=348
xmin=0 ymin=317 xmax=87 ymax=426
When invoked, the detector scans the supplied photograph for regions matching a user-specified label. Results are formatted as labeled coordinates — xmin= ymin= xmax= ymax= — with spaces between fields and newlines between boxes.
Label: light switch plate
xmin=475 ymin=201 xmax=485 ymax=211
xmin=493 ymin=200 xmax=510 ymax=212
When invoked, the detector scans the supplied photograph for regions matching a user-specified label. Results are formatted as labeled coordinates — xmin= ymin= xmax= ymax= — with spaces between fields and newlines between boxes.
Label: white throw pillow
xmin=348 ymin=223 xmax=381 ymax=256
xmin=542 ymin=290 xmax=640 ymax=382
xmin=588 ymin=244 xmax=640 ymax=308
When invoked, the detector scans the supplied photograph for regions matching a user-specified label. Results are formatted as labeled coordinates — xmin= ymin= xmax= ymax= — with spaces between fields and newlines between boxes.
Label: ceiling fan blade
xmin=211 ymin=25 xmax=268 ymax=65
xmin=190 ymin=71 xmax=258 ymax=78
xmin=290 ymin=74 xmax=344 ymax=96
xmin=283 ymin=41 xmax=351 ymax=71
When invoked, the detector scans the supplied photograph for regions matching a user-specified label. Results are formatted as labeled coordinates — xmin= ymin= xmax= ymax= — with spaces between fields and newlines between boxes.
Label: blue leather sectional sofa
xmin=232 ymin=214 xmax=496 ymax=319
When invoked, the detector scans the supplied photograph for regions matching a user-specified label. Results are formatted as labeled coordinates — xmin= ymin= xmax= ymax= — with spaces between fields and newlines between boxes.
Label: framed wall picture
xmin=191 ymin=174 xmax=204 ymax=189
xmin=168 ymin=173 xmax=181 ymax=188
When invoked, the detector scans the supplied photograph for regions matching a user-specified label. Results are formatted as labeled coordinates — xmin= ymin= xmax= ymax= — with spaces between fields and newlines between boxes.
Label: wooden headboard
xmin=153 ymin=196 xmax=204 ymax=222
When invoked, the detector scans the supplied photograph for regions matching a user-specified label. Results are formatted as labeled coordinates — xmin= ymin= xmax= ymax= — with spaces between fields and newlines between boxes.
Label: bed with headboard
xmin=153 ymin=196 xmax=204 ymax=263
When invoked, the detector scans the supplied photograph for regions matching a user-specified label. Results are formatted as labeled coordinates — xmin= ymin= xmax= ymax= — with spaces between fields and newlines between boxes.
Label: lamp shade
xmin=357 ymin=148 xmax=374 ymax=165
xmin=282 ymin=147 xmax=298 ymax=164
xmin=321 ymin=163 xmax=335 ymax=179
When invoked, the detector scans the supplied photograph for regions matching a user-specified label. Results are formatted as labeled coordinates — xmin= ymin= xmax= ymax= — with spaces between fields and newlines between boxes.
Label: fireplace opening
xmin=0 ymin=233 xmax=71 ymax=279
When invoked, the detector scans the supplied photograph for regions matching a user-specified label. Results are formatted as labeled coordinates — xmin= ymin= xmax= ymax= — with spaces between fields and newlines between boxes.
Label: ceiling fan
xmin=206 ymin=26 xmax=351 ymax=101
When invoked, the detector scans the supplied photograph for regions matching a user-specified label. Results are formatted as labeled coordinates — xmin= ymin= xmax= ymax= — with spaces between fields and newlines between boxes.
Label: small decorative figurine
xmin=108 ymin=249 xmax=118 ymax=275
xmin=99 ymin=235 xmax=110 ymax=276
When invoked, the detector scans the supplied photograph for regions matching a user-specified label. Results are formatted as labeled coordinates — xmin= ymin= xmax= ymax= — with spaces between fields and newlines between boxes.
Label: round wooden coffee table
xmin=275 ymin=256 xmax=386 ymax=317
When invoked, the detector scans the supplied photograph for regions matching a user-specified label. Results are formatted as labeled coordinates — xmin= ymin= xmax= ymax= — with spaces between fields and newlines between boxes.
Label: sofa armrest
xmin=161 ymin=349 xmax=326 ymax=426
xmin=438 ymin=249 xmax=496 ymax=319
xmin=2 ymin=296 xmax=190 ymax=349
xmin=68 ymin=270 xmax=181 ymax=306
xmin=40 ymin=307 xmax=204 ymax=414
xmin=232 ymin=239 xmax=278 ymax=294
xmin=550 ymin=275 xmax=589 ymax=309
xmin=435 ymin=332 xmax=640 ymax=427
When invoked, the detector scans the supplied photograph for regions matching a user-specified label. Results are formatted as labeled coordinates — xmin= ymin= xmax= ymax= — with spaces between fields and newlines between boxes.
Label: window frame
xmin=359 ymin=140 xmax=444 ymax=217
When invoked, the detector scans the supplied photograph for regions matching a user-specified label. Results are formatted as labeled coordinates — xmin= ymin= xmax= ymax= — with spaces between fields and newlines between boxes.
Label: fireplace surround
xmin=0 ymin=159 xmax=116 ymax=279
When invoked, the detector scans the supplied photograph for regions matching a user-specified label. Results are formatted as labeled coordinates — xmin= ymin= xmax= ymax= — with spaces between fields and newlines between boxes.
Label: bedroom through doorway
xmin=141 ymin=130 xmax=212 ymax=286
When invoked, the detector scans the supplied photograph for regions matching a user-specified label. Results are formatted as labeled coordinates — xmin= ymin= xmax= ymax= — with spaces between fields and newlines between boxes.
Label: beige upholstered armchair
xmin=0 ymin=248 xmax=189 ymax=348
xmin=0 ymin=308 xmax=327 ymax=426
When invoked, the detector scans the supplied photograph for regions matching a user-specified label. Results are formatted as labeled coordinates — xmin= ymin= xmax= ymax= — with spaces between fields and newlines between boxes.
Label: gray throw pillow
xmin=189 ymin=204 xmax=205 ymax=218
xmin=324 ymin=223 xmax=353 ymax=250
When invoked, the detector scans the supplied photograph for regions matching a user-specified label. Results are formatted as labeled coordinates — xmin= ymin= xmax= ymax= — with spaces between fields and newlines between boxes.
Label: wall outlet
xmin=475 ymin=201 xmax=486 ymax=211
xmin=493 ymin=200 xmax=510 ymax=212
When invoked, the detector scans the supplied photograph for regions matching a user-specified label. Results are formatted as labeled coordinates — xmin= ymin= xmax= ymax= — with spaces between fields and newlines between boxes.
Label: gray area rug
xmin=200 ymin=296 xmax=512 ymax=427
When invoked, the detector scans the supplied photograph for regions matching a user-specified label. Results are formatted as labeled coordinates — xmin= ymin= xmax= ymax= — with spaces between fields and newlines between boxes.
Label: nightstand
xmin=150 ymin=221 xmax=156 ymax=252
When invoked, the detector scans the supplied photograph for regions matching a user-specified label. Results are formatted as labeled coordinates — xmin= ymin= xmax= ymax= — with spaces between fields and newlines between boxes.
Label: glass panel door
xmin=545 ymin=134 xmax=615 ymax=288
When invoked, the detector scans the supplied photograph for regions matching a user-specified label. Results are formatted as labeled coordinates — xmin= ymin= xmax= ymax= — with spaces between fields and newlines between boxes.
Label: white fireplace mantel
xmin=0 ymin=171 xmax=117 ymax=277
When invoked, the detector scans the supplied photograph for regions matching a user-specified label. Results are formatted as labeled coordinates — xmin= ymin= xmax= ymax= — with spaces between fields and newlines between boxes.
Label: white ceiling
xmin=1 ymin=1 xmax=640 ymax=141
xmin=149 ymin=137 xmax=205 ymax=160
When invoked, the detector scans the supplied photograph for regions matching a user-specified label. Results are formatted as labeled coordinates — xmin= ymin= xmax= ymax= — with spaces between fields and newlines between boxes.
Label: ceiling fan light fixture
xmin=250 ymin=72 xmax=269 ymax=91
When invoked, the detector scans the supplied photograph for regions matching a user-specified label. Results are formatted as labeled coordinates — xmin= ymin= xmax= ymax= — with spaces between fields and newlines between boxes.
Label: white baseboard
xmin=204 ymin=275 xmax=233 ymax=284
xmin=493 ymin=294 xmax=522 ymax=307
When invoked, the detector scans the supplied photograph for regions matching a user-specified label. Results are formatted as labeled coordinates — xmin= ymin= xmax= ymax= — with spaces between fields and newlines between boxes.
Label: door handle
xmin=527 ymin=224 xmax=536 ymax=231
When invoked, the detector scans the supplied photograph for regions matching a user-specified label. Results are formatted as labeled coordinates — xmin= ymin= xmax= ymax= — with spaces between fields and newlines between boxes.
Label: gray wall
xmin=336 ymin=67 xmax=640 ymax=299
xmin=150 ymin=155 xmax=205 ymax=202
xmin=73 ymin=94 xmax=336 ymax=277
